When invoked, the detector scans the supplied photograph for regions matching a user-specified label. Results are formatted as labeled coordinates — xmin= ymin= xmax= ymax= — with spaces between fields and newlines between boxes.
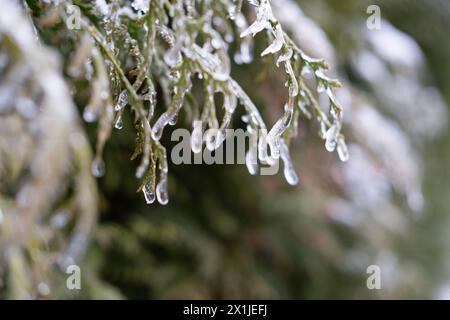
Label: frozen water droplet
xmin=276 ymin=48 xmax=293 ymax=67
xmin=156 ymin=176 xmax=169 ymax=205
xmin=261 ymin=24 xmax=284 ymax=56
xmin=114 ymin=90 xmax=128 ymax=111
xmin=169 ymin=113 xmax=178 ymax=126
xmin=280 ymin=141 xmax=299 ymax=186
xmin=267 ymin=119 xmax=286 ymax=159
xmin=114 ymin=115 xmax=123 ymax=130
xmin=325 ymin=125 xmax=338 ymax=152
xmin=91 ymin=158 xmax=105 ymax=177
xmin=143 ymin=180 xmax=156 ymax=204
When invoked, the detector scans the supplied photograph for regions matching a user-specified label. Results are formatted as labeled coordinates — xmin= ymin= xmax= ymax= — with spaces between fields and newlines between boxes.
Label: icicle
xmin=267 ymin=120 xmax=283 ymax=159
xmin=285 ymin=61 xmax=299 ymax=97
xmin=156 ymin=173 xmax=168 ymax=205
xmin=152 ymin=72 xmax=190 ymax=140
xmin=267 ymin=103 xmax=294 ymax=159
xmin=160 ymin=147 xmax=169 ymax=173
xmin=114 ymin=90 xmax=128 ymax=111
xmin=152 ymin=111 xmax=175 ymax=140
xmin=114 ymin=114 xmax=123 ymax=129
xmin=143 ymin=177 xmax=156 ymax=204
xmin=246 ymin=125 xmax=259 ymax=175
xmin=280 ymin=140 xmax=299 ymax=186
xmin=257 ymin=128 xmax=278 ymax=167
xmin=319 ymin=120 xmax=327 ymax=138
xmin=276 ymin=47 xmax=293 ymax=67
xmin=325 ymin=124 xmax=339 ymax=152
xmin=336 ymin=135 xmax=349 ymax=162
xmin=169 ymin=113 xmax=178 ymax=126
xmin=258 ymin=130 xmax=269 ymax=162
xmin=261 ymin=23 xmax=284 ymax=57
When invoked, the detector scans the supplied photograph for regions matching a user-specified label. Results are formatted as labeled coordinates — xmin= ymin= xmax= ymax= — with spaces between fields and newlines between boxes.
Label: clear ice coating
xmin=114 ymin=90 xmax=128 ymax=111
xmin=276 ymin=47 xmax=293 ymax=67
xmin=325 ymin=124 xmax=339 ymax=152
xmin=240 ymin=0 xmax=273 ymax=38
xmin=261 ymin=23 xmax=284 ymax=57
xmin=267 ymin=103 xmax=294 ymax=159
xmin=152 ymin=112 xmax=175 ymax=140
xmin=114 ymin=115 xmax=123 ymax=130
xmin=135 ymin=157 xmax=149 ymax=179
xmin=143 ymin=179 xmax=156 ymax=204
